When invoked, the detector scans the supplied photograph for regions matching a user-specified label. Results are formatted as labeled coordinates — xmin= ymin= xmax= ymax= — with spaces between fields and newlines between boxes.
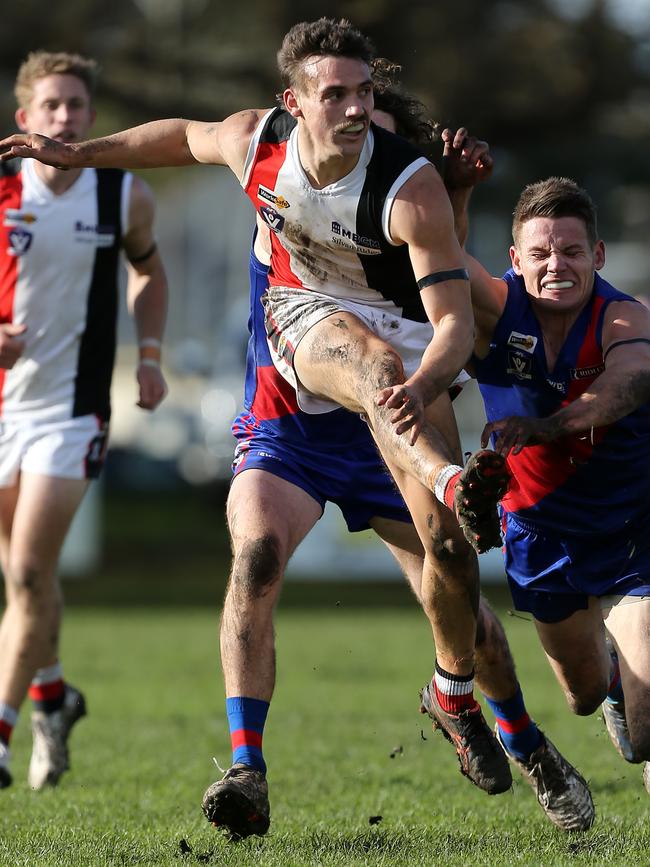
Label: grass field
xmin=0 ymin=584 xmax=648 ymax=867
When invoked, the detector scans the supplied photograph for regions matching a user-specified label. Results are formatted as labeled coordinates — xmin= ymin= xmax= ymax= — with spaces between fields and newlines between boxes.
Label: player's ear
xmin=15 ymin=107 xmax=28 ymax=132
xmin=509 ymin=244 xmax=523 ymax=275
xmin=284 ymin=88 xmax=303 ymax=119
xmin=594 ymin=239 xmax=606 ymax=271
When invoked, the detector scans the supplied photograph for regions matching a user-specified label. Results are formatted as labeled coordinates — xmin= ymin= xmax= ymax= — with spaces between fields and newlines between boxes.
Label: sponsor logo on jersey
xmin=331 ymin=221 xmax=381 ymax=255
xmin=570 ymin=364 xmax=605 ymax=380
xmin=259 ymin=206 xmax=285 ymax=233
xmin=257 ymin=185 xmax=290 ymax=209
xmin=546 ymin=378 xmax=566 ymax=393
xmin=506 ymin=350 xmax=532 ymax=380
xmin=74 ymin=221 xmax=116 ymax=247
xmin=7 ymin=226 xmax=33 ymax=257
xmin=507 ymin=331 xmax=537 ymax=353
xmin=4 ymin=209 xmax=37 ymax=226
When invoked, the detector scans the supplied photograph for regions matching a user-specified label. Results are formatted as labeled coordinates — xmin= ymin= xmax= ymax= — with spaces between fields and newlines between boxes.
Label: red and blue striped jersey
xmin=473 ymin=270 xmax=650 ymax=535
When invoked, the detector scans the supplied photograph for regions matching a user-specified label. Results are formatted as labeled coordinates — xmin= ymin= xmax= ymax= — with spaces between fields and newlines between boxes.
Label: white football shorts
xmin=0 ymin=414 xmax=108 ymax=486
xmin=262 ymin=285 xmax=470 ymax=413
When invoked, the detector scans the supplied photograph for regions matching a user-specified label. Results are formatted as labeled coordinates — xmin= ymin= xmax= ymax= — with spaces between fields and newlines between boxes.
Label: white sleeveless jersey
xmin=241 ymin=108 xmax=431 ymax=322
xmin=0 ymin=160 xmax=131 ymax=422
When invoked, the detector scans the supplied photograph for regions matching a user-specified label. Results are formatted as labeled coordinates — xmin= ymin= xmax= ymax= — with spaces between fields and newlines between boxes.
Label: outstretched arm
xmin=123 ymin=176 xmax=168 ymax=411
xmin=482 ymin=299 xmax=650 ymax=455
xmin=0 ymin=109 xmax=268 ymax=179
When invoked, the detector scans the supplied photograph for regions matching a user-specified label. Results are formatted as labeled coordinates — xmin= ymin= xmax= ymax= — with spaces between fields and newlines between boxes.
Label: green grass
xmin=1 ymin=599 xmax=648 ymax=866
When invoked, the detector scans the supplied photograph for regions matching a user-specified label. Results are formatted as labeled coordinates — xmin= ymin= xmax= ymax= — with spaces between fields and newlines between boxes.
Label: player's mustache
xmin=335 ymin=117 xmax=369 ymax=133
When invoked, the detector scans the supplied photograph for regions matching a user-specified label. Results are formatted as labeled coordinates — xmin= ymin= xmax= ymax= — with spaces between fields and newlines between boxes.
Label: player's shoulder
xmin=369 ymin=123 xmax=429 ymax=166
xmin=258 ymin=107 xmax=296 ymax=144
xmin=594 ymin=272 xmax=638 ymax=306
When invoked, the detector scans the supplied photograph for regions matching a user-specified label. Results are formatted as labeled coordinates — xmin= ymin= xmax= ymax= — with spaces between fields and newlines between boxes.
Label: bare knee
xmin=625 ymin=708 xmax=650 ymax=761
xmin=629 ymin=731 xmax=650 ymax=762
xmin=427 ymin=522 xmax=474 ymax=574
xmin=564 ymin=683 xmax=607 ymax=716
xmin=6 ymin=562 xmax=55 ymax=609
xmin=421 ymin=525 xmax=479 ymax=615
xmin=230 ymin=535 xmax=284 ymax=599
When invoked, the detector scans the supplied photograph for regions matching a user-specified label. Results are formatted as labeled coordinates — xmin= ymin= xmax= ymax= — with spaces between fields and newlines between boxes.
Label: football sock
xmin=29 ymin=662 xmax=66 ymax=713
xmin=433 ymin=661 xmax=478 ymax=714
xmin=433 ymin=465 xmax=463 ymax=512
xmin=606 ymin=649 xmax=625 ymax=704
xmin=226 ymin=696 xmax=269 ymax=774
xmin=485 ymin=686 xmax=542 ymax=761
xmin=0 ymin=703 xmax=18 ymax=746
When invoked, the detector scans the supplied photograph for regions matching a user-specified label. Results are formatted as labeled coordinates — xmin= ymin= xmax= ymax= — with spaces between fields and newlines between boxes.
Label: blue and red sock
xmin=433 ymin=662 xmax=479 ymax=714
xmin=485 ymin=686 xmax=542 ymax=761
xmin=29 ymin=662 xmax=66 ymax=714
xmin=606 ymin=648 xmax=625 ymax=704
xmin=226 ymin=696 xmax=269 ymax=774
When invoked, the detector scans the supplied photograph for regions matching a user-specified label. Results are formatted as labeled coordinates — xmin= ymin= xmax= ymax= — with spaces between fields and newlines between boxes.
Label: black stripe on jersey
xmin=355 ymin=125 xmax=428 ymax=322
xmin=261 ymin=108 xmax=297 ymax=144
xmin=72 ymin=168 xmax=123 ymax=421
xmin=0 ymin=159 xmax=21 ymax=178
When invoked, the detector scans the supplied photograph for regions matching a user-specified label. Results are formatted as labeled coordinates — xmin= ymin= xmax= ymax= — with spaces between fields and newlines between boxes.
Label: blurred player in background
xmin=0 ymin=51 xmax=168 ymax=790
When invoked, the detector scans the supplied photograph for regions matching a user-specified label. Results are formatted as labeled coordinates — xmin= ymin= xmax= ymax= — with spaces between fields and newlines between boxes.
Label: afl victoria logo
xmin=7 ymin=226 xmax=33 ymax=256
xmin=260 ymin=206 xmax=285 ymax=233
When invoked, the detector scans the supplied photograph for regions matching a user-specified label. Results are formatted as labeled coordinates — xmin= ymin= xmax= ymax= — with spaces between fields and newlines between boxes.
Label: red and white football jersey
xmin=0 ymin=160 xmax=131 ymax=422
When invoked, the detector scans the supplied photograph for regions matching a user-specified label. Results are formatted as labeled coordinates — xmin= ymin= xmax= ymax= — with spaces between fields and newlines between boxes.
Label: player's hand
xmin=136 ymin=361 xmax=168 ymax=410
xmin=0 ymin=133 xmax=72 ymax=169
xmin=377 ymin=382 xmax=426 ymax=445
xmin=441 ymin=127 xmax=493 ymax=190
xmin=0 ymin=323 xmax=27 ymax=368
xmin=481 ymin=414 xmax=556 ymax=456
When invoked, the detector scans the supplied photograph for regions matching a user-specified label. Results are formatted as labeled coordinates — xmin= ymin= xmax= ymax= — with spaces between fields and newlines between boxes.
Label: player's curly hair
xmin=15 ymin=51 xmax=98 ymax=109
xmin=513 ymin=177 xmax=598 ymax=246
xmin=372 ymin=58 xmax=438 ymax=146
xmin=278 ymin=18 xmax=375 ymax=91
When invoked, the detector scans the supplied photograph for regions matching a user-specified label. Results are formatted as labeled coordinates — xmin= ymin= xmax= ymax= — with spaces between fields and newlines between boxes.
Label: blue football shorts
xmin=504 ymin=511 xmax=650 ymax=623
xmin=231 ymin=427 xmax=411 ymax=532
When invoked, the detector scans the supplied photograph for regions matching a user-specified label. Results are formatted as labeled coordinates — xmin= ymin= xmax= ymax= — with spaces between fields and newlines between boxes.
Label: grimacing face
xmin=16 ymin=73 xmax=95 ymax=143
xmin=284 ymin=55 xmax=374 ymax=162
xmin=510 ymin=216 xmax=605 ymax=315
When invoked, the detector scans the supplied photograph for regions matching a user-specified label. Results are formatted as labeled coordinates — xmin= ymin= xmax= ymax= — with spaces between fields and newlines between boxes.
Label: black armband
xmin=603 ymin=338 xmax=650 ymax=362
xmin=128 ymin=242 xmax=157 ymax=264
xmin=417 ymin=268 xmax=469 ymax=290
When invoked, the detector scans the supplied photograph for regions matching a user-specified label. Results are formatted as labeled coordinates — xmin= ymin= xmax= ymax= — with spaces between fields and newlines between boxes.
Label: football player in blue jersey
xmin=446 ymin=151 xmax=650 ymax=798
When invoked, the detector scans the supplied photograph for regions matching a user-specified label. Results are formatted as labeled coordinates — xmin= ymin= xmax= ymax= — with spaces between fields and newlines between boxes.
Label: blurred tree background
xmin=1 ymin=0 xmax=648 ymax=588
xmin=2 ymin=0 xmax=648 ymax=238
